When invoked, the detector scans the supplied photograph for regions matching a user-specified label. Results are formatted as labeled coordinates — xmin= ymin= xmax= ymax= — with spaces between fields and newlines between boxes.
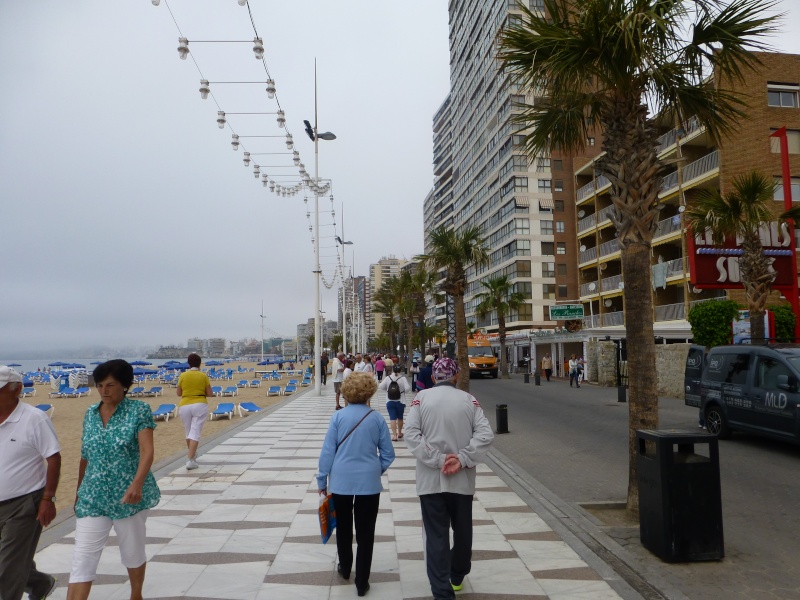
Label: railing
xmin=597 ymin=205 xmax=615 ymax=224
xmin=651 ymin=258 xmax=685 ymax=285
xmin=598 ymin=238 xmax=620 ymax=258
xmin=577 ymin=213 xmax=597 ymax=232
xmin=580 ymin=281 xmax=599 ymax=297
xmin=689 ymin=294 xmax=727 ymax=308
xmin=661 ymin=171 xmax=678 ymax=191
xmin=579 ymin=246 xmax=598 ymax=264
xmin=654 ymin=214 xmax=682 ymax=239
xmin=581 ymin=314 xmax=600 ymax=328
xmin=655 ymin=302 xmax=685 ymax=322
xmin=601 ymin=273 xmax=624 ymax=293
xmin=576 ymin=175 xmax=610 ymax=202
xmin=655 ymin=116 xmax=701 ymax=152
xmin=683 ymin=150 xmax=719 ymax=182
xmin=603 ymin=311 xmax=624 ymax=326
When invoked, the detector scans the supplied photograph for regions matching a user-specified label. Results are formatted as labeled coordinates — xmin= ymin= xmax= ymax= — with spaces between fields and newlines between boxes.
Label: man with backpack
xmin=378 ymin=364 xmax=411 ymax=442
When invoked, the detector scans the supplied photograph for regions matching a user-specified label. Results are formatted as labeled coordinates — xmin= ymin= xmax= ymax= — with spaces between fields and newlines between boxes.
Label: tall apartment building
xmin=338 ymin=275 xmax=368 ymax=351
xmin=422 ymin=0 xmax=559 ymax=336
xmin=369 ymin=256 xmax=407 ymax=340
xmin=573 ymin=52 xmax=800 ymax=338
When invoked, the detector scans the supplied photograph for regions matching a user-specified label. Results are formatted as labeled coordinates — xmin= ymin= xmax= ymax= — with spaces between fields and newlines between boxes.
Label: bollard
xmin=495 ymin=404 xmax=509 ymax=434
xmin=618 ymin=385 xmax=627 ymax=403
xmin=524 ymin=373 xmax=530 ymax=383
xmin=534 ymin=373 xmax=541 ymax=385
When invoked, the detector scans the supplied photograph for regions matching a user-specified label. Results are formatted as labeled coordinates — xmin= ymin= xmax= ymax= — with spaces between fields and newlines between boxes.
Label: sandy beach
xmin=19 ymin=361 xmax=305 ymax=515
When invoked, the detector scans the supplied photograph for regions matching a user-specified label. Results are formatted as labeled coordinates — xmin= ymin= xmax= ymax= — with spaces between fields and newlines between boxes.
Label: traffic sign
xmin=549 ymin=304 xmax=584 ymax=319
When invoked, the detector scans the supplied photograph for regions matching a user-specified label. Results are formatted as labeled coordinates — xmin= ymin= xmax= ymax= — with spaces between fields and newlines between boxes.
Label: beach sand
xmin=21 ymin=361 xmax=308 ymax=515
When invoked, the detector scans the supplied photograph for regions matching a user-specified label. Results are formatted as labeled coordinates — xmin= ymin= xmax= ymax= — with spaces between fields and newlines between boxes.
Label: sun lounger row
xmin=149 ymin=402 xmax=262 ymax=422
xmin=129 ymin=386 xmax=164 ymax=397
xmin=236 ymin=379 xmax=263 ymax=388
xmin=48 ymin=387 xmax=91 ymax=398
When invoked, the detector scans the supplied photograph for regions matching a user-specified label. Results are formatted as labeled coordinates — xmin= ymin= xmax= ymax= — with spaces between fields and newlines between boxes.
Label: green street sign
xmin=549 ymin=304 xmax=584 ymax=319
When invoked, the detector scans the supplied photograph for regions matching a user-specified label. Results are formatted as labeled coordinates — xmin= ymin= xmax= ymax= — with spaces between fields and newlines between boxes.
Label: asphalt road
xmin=471 ymin=375 xmax=800 ymax=600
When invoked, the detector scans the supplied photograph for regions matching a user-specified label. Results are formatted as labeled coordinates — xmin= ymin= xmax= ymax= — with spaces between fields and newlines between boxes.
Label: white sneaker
xmin=186 ymin=459 xmax=198 ymax=470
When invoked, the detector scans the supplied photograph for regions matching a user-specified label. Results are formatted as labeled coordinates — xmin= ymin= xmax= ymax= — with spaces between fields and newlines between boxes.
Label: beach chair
xmin=288 ymin=379 xmax=299 ymax=386
xmin=21 ymin=387 xmax=36 ymax=398
xmin=266 ymin=385 xmax=282 ymax=397
xmin=237 ymin=379 xmax=249 ymax=388
xmin=300 ymin=378 xmax=311 ymax=387
xmin=49 ymin=387 xmax=76 ymax=398
xmin=249 ymin=379 xmax=261 ymax=388
xmin=129 ymin=386 xmax=145 ymax=397
xmin=211 ymin=386 xmax=223 ymax=396
xmin=143 ymin=386 xmax=163 ymax=397
xmin=237 ymin=402 xmax=262 ymax=417
xmin=210 ymin=402 xmax=235 ymax=420
xmin=75 ymin=387 xmax=91 ymax=397
xmin=220 ymin=386 xmax=238 ymax=397
xmin=35 ymin=404 xmax=54 ymax=417
xmin=283 ymin=385 xmax=297 ymax=395
xmin=152 ymin=403 xmax=176 ymax=421
xmin=271 ymin=372 xmax=282 ymax=380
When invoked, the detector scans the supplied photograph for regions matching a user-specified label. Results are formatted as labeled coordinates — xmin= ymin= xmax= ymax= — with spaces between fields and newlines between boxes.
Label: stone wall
xmin=593 ymin=341 xmax=691 ymax=399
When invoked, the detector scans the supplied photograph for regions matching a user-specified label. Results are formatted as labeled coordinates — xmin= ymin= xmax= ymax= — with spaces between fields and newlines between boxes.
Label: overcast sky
xmin=1 ymin=2 xmax=798 ymax=356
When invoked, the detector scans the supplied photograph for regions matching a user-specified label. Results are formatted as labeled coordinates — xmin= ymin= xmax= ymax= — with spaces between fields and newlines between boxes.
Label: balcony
xmin=684 ymin=150 xmax=719 ymax=183
xmin=576 ymin=175 xmax=611 ymax=202
xmin=597 ymin=205 xmax=615 ymax=225
xmin=602 ymin=311 xmax=624 ymax=326
xmin=581 ymin=314 xmax=600 ymax=329
xmin=661 ymin=170 xmax=678 ymax=192
xmin=655 ymin=302 xmax=686 ymax=322
xmin=600 ymin=273 xmax=624 ymax=293
xmin=598 ymin=238 xmax=620 ymax=258
xmin=654 ymin=214 xmax=682 ymax=239
xmin=655 ymin=116 xmax=701 ymax=153
xmin=580 ymin=281 xmax=599 ymax=297
xmin=579 ymin=246 xmax=598 ymax=264
xmin=577 ymin=213 xmax=597 ymax=233
xmin=652 ymin=257 xmax=685 ymax=280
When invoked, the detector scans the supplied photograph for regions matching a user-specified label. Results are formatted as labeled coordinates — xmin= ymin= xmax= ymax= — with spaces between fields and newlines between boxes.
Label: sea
xmin=2 ymin=358 xmax=154 ymax=376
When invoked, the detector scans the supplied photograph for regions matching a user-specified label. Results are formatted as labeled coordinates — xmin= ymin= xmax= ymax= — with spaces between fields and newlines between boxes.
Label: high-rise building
xmin=422 ymin=0 xmax=558 ymax=336
xmin=368 ymin=256 xmax=407 ymax=340
xmin=338 ymin=275 xmax=368 ymax=352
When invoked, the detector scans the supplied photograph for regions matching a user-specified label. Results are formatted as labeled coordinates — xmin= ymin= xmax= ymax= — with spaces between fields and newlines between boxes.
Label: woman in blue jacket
xmin=318 ymin=372 xmax=395 ymax=597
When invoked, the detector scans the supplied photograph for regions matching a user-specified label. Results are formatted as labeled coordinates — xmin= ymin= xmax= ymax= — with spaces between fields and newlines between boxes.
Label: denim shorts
xmin=386 ymin=400 xmax=405 ymax=421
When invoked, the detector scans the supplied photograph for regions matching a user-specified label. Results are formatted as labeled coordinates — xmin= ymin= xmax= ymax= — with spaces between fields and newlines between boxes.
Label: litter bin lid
xmin=636 ymin=429 xmax=716 ymax=442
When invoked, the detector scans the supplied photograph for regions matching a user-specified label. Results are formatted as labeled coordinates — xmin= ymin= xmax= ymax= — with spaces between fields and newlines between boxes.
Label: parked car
xmin=685 ymin=344 xmax=800 ymax=443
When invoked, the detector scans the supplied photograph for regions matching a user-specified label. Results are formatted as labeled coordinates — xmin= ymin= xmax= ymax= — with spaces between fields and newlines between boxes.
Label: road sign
xmin=549 ymin=304 xmax=584 ymax=319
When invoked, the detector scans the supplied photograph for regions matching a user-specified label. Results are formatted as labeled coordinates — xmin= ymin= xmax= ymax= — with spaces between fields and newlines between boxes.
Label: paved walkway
xmin=35 ymin=385 xmax=630 ymax=600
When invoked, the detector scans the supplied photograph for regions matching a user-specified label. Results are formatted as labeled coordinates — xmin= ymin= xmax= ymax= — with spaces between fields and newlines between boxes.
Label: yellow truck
xmin=467 ymin=337 xmax=498 ymax=378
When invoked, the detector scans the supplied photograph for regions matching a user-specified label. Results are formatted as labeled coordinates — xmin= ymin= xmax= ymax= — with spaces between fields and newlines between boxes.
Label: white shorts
xmin=69 ymin=510 xmax=149 ymax=583
xmin=179 ymin=402 xmax=208 ymax=441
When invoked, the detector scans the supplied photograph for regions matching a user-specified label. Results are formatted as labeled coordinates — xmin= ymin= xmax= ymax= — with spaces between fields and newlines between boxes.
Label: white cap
xmin=424 ymin=355 xmax=435 ymax=364
xmin=0 ymin=366 xmax=23 ymax=388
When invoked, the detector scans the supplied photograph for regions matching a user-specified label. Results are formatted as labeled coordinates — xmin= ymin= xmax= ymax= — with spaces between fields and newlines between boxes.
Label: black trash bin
xmin=495 ymin=404 xmax=509 ymax=434
xmin=636 ymin=429 xmax=724 ymax=562
xmin=524 ymin=373 xmax=530 ymax=383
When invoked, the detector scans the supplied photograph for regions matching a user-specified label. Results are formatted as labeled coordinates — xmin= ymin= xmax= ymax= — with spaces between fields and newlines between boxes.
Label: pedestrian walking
xmin=541 ymin=353 xmax=553 ymax=382
xmin=378 ymin=364 xmax=412 ymax=441
xmin=318 ymin=373 xmax=395 ymax=597
xmin=0 ymin=366 xmax=61 ymax=600
xmin=320 ymin=352 xmax=329 ymax=385
xmin=332 ymin=352 xmax=346 ymax=410
xmin=416 ymin=355 xmax=435 ymax=391
xmin=375 ymin=356 xmax=385 ymax=381
xmin=404 ymin=358 xmax=494 ymax=600
xmin=569 ymin=354 xmax=581 ymax=388
xmin=176 ymin=353 xmax=213 ymax=470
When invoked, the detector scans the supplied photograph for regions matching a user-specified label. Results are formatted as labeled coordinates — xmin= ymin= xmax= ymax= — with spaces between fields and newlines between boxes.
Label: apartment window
xmin=770 ymin=129 xmax=800 ymax=154
xmin=552 ymin=159 xmax=563 ymax=171
xmin=768 ymin=84 xmax=799 ymax=108
xmin=529 ymin=0 xmax=545 ymax=11
xmin=542 ymin=262 xmax=556 ymax=277
xmin=554 ymin=200 xmax=564 ymax=212
xmin=558 ymin=285 xmax=569 ymax=298
xmin=556 ymin=221 xmax=565 ymax=233
xmin=543 ymin=284 xmax=556 ymax=299
xmin=554 ymin=179 xmax=564 ymax=192
xmin=537 ymin=158 xmax=550 ymax=172
xmin=541 ymin=242 xmax=555 ymax=255
xmin=538 ymin=179 xmax=552 ymax=192
xmin=516 ymin=260 xmax=532 ymax=278
xmin=557 ymin=242 xmax=567 ymax=255
xmin=513 ymin=134 xmax=526 ymax=146
xmin=515 ymin=177 xmax=529 ymax=192
xmin=540 ymin=220 xmax=554 ymax=235
xmin=557 ymin=263 xmax=568 ymax=276
xmin=516 ymin=218 xmax=530 ymax=234
xmin=774 ymin=177 xmax=800 ymax=201
xmin=515 ymin=281 xmax=533 ymax=298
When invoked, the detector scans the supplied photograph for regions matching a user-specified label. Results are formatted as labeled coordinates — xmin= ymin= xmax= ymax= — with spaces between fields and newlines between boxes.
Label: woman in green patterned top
xmin=67 ymin=360 xmax=160 ymax=600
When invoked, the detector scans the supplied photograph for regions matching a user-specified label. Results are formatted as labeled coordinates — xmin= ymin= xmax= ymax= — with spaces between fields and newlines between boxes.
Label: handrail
xmin=577 ymin=213 xmax=597 ymax=232
xmin=602 ymin=311 xmax=624 ymax=326
xmin=654 ymin=215 xmax=682 ymax=239
xmin=601 ymin=273 xmax=624 ymax=293
xmin=579 ymin=246 xmax=598 ymax=264
xmin=598 ymin=239 xmax=620 ymax=257
xmin=655 ymin=302 xmax=685 ymax=322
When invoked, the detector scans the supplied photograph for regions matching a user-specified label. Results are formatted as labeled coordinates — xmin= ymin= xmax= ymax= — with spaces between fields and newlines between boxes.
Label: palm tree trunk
xmin=406 ymin=318 xmax=414 ymax=373
xmin=499 ymin=315 xmax=509 ymax=378
xmin=454 ymin=293 xmax=470 ymax=392
xmin=740 ymin=233 xmax=774 ymax=344
xmin=621 ymin=242 xmax=659 ymax=519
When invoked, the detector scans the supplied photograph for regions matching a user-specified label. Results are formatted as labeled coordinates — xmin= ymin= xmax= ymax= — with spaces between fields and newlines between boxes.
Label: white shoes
xmin=186 ymin=459 xmax=199 ymax=470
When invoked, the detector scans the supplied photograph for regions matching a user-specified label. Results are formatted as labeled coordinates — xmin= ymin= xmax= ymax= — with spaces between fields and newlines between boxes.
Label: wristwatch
xmin=42 ymin=496 xmax=56 ymax=502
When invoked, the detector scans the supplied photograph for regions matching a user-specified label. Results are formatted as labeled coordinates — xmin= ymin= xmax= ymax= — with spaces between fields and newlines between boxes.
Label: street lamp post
xmin=307 ymin=61 xmax=337 ymax=397
xmin=336 ymin=235 xmax=353 ymax=356
xmin=259 ymin=301 xmax=265 ymax=363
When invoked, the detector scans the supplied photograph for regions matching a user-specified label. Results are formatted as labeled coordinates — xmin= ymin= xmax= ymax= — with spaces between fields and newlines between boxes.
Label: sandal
xmin=398 ymin=433 xmax=404 ymax=439
xmin=391 ymin=436 xmax=398 ymax=442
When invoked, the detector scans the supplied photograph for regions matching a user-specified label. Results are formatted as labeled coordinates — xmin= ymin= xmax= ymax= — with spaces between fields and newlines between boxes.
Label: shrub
xmin=769 ymin=304 xmax=796 ymax=342
xmin=688 ymin=300 xmax=740 ymax=348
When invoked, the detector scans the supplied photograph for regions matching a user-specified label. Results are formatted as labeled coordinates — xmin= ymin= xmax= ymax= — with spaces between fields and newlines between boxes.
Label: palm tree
xmin=416 ymin=225 xmax=490 ymax=391
xmin=498 ymin=0 xmax=778 ymax=515
xmin=685 ymin=171 xmax=800 ymax=343
xmin=373 ymin=279 xmax=400 ymax=354
xmin=475 ymin=276 xmax=528 ymax=378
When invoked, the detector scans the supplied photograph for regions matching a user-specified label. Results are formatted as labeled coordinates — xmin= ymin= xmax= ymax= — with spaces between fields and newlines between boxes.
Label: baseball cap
xmin=0 ymin=366 xmax=23 ymax=388
xmin=392 ymin=364 xmax=402 ymax=373
xmin=424 ymin=355 xmax=435 ymax=364
xmin=432 ymin=357 xmax=459 ymax=380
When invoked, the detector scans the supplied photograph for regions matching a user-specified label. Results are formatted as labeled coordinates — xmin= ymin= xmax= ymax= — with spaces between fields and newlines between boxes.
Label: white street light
xmin=276 ymin=110 xmax=286 ymax=128
xmin=231 ymin=134 xmax=240 ymax=150
xmin=285 ymin=133 xmax=294 ymax=150
xmin=177 ymin=38 xmax=189 ymax=60
xmin=199 ymin=79 xmax=210 ymax=99
xmin=253 ymin=164 xmax=260 ymax=178
xmin=253 ymin=38 xmax=264 ymax=60
xmin=265 ymin=79 xmax=276 ymax=99
xmin=216 ymin=111 xmax=226 ymax=129
xmin=243 ymin=151 xmax=251 ymax=166
xmin=293 ymin=151 xmax=300 ymax=166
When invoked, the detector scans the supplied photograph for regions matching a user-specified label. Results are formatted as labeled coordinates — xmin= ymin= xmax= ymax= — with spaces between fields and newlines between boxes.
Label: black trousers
xmin=331 ymin=493 xmax=380 ymax=589
xmin=0 ymin=489 xmax=49 ymax=600
xmin=321 ymin=365 xmax=327 ymax=385
xmin=419 ymin=493 xmax=473 ymax=600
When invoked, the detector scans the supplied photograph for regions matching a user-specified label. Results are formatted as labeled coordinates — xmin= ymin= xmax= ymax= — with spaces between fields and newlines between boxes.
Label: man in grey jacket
xmin=404 ymin=357 xmax=494 ymax=600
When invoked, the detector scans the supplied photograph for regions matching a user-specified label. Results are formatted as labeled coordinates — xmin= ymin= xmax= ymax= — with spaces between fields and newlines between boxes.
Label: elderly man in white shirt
xmin=0 ymin=366 xmax=61 ymax=600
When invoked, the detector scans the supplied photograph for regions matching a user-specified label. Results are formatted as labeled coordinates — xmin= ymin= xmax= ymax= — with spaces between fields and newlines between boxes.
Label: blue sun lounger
xmin=249 ymin=379 xmax=261 ymax=388
xmin=238 ymin=402 xmax=262 ymax=417
xmin=220 ymin=386 xmax=238 ymax=397
xmin=267 ymin=385 xmax=282 ymax=397
xmin=210 ymin=402 xmax=235 ymax=420
xmin=211 ymin=386 xmax=223 ymax=396
xmin=35 ymin=404 xmax=54 ymax=417
xmin=21 ymin=387 xmax=36 ymax=398
xmin=283 ymin=385 xmax=297 ymax=395
xmin=152 ymin=403 xmax=176 ymax=421
xmin=143 ymin=386 xmax=163 ymax=397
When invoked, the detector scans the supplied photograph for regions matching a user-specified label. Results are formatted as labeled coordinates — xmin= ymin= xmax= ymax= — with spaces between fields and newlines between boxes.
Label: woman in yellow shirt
xmin=176 ymin=354 xmax=213 ymax=470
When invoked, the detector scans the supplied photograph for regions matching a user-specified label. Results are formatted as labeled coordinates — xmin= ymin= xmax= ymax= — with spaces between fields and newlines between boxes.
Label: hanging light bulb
xmin=152 ymin=0 xmax=160 ymax=5
xmin=276 ymin=110 xmax=286 ymax=128
xmin=265 ymin=79 xmax=276 ymax=99
xmin=238 ymin=0 xmax=247 ymax=5
xmin=231 ymin=134 xmax=240 ymax=151
xmin=299 ymin=164 xmax=307 ymax=176
xmin=253 ymin=164 xmax=260 ymax=179
xmin=199 ymin=80 xmax=210 ymax=99
xmin=253 ymin=37 xmax=264 ymax=60
xmin=216 ymin=111 xmax=226 ymax=129
xmin=293 ymin=151 xmax=300 ymax=166
xmin=262 ymin=173 xmax=269 ymax=187
xmin=269 ymin=181 xmax=275 ymax=192
xmin=285 ymin=133 xmax=294 ymax=150
xmin=178 ymin=38 xmax=189 ymax=60
xmin=243 ymin=152 xmax=251 ymax=167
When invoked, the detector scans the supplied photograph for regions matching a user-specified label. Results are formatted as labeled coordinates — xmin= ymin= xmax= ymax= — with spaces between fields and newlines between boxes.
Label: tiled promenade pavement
xmin=35 ymin=385 xmax=625 ymax=600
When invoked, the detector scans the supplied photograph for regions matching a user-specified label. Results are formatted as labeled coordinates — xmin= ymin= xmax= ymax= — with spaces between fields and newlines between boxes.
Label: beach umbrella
xmin=133 ymin=367 xmax=158 ymax=375
xmin=7 ymin=363 xmax=22 ymax=367
xmin=129 ymin=360 xmax=153 ymax=366
xmin=63 ymin=363 xmax=86 ymax=369
xmin=90 ymin=361 xmax=104 ymax=365
xmin=47 ymin=361 xmax=67 ymax=367
xmin=206 ymin=360 xmax=224 ymax=366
